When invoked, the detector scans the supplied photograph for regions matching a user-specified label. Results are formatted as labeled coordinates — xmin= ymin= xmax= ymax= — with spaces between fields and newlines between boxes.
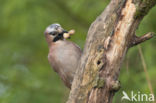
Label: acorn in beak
xmin=63 ymin=29 xmax=75 ymax=39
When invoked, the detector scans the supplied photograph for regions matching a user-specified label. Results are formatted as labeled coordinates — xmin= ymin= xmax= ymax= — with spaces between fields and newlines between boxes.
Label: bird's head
xmin=44 ymin=23 xmax=68 ymax=44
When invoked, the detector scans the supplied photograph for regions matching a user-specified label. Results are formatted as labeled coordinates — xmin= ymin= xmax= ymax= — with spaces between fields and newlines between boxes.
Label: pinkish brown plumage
xmin=44 ymin=24 xmax=82 ymax=88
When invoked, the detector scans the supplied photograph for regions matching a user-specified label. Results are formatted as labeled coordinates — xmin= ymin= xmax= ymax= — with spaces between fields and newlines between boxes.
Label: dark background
xmin=0 ymin=0 xmax=155 ymax=103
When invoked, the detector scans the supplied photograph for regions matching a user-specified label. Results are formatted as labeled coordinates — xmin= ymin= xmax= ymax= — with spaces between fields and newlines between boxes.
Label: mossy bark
xmin=67 ymin=0 xmax=156 ymax=103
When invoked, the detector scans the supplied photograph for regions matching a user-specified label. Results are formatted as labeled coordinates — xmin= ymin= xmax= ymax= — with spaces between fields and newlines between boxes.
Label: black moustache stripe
xmin=53 ymin=33 xmax=63 ymax=42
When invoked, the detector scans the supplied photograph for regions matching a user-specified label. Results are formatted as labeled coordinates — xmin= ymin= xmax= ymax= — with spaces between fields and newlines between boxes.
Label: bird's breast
xmin=48 ymin=41 xmax=81 ymax=88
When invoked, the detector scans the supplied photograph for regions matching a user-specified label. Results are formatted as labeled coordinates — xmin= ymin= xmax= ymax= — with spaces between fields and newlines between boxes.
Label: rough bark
xmin=67 ymin=0 xmax=156 ymax=103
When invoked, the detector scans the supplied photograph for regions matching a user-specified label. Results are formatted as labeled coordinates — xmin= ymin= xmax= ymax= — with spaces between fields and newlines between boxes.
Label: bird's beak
xmin=62 ymin=30 xmax=68 ymax=34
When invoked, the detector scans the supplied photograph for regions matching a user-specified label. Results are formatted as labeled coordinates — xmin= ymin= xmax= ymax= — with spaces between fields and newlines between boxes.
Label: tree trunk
xmin=67 ymin=0 xmax=156 ymax=103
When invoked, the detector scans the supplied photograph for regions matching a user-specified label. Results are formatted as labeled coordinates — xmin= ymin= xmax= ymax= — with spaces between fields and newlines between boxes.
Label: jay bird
xmin=44 ymin=24 xmax=82 ymax=89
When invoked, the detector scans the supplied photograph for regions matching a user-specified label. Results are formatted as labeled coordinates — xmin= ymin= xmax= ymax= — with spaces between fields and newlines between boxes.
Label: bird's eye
xmin=49 ymin=32 xmax=56 ymax=36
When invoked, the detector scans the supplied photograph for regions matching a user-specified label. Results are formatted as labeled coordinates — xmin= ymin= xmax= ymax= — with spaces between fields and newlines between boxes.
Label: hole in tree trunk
xmin=97 ymin=60 xmax=101 ymax=65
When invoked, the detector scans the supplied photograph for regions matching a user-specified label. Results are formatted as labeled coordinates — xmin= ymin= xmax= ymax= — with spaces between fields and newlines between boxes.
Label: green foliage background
xmin=0 ymin=0 xmax=155 ymax=103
